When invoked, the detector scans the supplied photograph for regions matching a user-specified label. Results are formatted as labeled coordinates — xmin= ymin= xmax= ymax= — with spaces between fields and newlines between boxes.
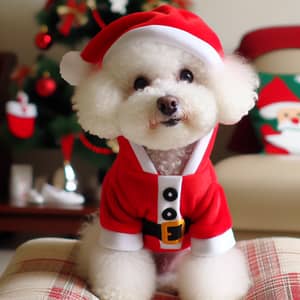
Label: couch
xmin=214 ymin=26 xmax=300 ymax=240
xmin=1 ymin=237 xmax=300 ymax=299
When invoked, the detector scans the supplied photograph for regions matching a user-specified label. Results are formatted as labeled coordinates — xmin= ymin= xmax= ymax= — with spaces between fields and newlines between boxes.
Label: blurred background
xmin=1 ymin=0 xmax=300 ymax=64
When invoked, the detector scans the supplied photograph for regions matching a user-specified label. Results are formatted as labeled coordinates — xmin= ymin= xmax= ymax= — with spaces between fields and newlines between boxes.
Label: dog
xmin=60 ymin=5 xmax=258 ymax=300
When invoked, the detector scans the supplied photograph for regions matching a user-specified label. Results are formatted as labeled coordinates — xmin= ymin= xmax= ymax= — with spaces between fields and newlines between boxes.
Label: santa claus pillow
xmin=250 ymin=72 xmax=300 ymax=154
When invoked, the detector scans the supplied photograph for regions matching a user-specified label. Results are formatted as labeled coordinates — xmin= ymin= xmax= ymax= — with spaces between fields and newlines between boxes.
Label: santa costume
xmin=79 ymin=5 xmax=236 ymax=256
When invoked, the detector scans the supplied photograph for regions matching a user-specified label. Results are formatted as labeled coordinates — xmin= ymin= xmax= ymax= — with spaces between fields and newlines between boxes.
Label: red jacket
xmin=99 ymin=127 xmax=235 ymax=255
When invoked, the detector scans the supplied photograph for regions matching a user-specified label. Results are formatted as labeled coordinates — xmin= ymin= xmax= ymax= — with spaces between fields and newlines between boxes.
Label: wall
xmin=193 ymin=0 xmax=300 ymax=53
xmin=0 ymin=0 xmax=70 ymax=65
xmin=1 ymin=0 xmax=300 ymax=65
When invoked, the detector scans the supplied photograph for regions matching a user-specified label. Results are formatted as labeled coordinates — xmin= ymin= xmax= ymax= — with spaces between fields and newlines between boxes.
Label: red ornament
xmin=35 ymin=31 xmax=53 ymax=50
xmin=45 ymin=0 xmax=55 ymax=10
xmin=35 ymin=76 xmax=57 ymax=97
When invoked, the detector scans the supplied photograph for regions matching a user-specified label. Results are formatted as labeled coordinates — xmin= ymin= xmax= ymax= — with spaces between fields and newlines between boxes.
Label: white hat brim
xmin=103 ymin=25 xmax=223 ymax=68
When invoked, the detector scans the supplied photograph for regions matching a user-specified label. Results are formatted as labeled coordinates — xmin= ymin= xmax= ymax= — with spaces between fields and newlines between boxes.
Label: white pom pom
xmin=60 ymin=51 xmax=92 ymax=86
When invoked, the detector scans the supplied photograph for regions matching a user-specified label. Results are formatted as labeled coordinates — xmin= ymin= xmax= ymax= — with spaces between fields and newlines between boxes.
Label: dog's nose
xmin=157 ymin=96 xmax=179 ymax=116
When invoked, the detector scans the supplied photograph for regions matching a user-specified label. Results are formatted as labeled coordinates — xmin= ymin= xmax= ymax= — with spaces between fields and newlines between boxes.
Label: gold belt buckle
xmin=161 ymin=219 xmax=185 ymax=245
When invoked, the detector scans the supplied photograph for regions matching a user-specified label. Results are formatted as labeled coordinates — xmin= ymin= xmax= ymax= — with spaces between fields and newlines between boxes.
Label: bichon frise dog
xmin=60 ymin=5 xmax=257 ymax=300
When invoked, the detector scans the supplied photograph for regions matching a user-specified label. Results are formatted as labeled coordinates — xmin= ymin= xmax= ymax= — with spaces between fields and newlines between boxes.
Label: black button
xmin=163 ymin=188 xmax=178 ymax=201
xmin=162 ymin=208 xmax=177 ymax=220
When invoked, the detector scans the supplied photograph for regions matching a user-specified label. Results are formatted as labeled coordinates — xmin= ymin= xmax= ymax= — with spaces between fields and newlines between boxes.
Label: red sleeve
xmin=99 ymin=172 xmax=142 ymax=235
xmin=189 ymin=182 xmax=232 ymax=239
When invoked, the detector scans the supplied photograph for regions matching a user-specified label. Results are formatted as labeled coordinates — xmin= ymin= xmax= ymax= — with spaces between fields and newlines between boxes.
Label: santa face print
xmin=265 ymin=105 xmax=300 ymax=154
xmin=277 ymin=107 xmax=300 ymax=130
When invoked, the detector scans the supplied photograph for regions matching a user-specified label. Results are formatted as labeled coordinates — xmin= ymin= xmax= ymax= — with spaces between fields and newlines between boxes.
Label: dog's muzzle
xmin=157 ymin=95 xmax=182 ymax=127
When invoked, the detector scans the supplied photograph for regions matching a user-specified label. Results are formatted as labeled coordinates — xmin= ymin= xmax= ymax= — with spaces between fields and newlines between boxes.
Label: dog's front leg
xmin=89 ymin=246 xmax=156 ymax=300
xmin=76 ymin=219 xmax=156 ymax=300
xmin=177 ymin=246 xmax=251 ymax=300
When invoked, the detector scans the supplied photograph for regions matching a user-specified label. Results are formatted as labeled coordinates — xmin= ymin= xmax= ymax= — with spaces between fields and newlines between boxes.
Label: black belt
xmin=143 ymin=218 xmax=191 ymax=245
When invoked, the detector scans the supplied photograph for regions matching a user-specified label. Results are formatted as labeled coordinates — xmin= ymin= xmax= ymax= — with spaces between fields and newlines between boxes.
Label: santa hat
xmin=60 ymin=5 xmax=224 ymax=85
xmin=257 ymin=77 xmax=300 ymax=119
xmin=82 ymin=5 xmax=223 ymax=66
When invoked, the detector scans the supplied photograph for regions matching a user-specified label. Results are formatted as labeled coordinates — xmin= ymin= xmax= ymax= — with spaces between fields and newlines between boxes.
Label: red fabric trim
xmin=196 ymin=126 xmax=218 ymax=173
xmin=61 ymin=134 xmax=75 ymax=161
xmin=236 ymin=26 xmax=300 ymax=60
xmin=79 ymin=133 xmax=113 ymax=155
xmin=81 ymin=5 xmax=223 ymax=66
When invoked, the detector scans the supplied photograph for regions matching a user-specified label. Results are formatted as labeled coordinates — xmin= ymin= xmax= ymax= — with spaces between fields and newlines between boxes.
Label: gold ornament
xmin=57 ymin=1 xmax=88 ymax=34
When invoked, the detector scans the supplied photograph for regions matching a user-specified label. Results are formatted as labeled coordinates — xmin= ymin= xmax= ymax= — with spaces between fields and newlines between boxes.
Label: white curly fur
xmin=64 ymin=39 xmax=257 ymax=150
xmin=178 ymin=247 xmax=252 ymax=300
xmin=77 ymin=218 xmax=156 ymax=300
xmin=61 ymin=35 xmax=257 ymax=300
xmin=208 ymin=55 xmax=258 ymax=125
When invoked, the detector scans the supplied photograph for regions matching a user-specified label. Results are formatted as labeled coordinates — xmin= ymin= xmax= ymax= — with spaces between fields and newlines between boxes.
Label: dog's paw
xmin=178 ymin=247 xmax=251 ymax=300
xmin=89 ymin=247 xmax=156 ymax=300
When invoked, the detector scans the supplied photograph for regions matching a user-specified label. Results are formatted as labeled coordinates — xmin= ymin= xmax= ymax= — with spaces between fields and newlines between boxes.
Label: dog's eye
xmin=179 ymin=69 xmax=194 ymax=83
xmin=134 ymin=76 xmax=150 ymax=91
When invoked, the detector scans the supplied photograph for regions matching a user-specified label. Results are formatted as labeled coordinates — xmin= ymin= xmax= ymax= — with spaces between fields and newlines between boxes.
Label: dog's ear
xmin=208 ymin=55 xmax=258 ymax=125
xmin=60 ymin=51 xmax=93 ymax=86
xmin=72 ymin=69 xmax=122 ymax=139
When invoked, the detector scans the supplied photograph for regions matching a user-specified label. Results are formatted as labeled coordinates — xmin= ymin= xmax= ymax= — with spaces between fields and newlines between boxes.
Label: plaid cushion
xmin=0 ymin=239 xmax=97 ymax=300
xmin=0 ymin=237 xmax=300 ymax=299
xmin=239 ymin=238 xmax=300 ymax=300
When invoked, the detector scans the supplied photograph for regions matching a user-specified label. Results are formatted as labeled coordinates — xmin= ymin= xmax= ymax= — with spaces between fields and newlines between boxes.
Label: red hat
xmin=257 ymin=77 xmax=300 ymax=118
xmin=81 ymin=5 xmax=224 ymax=68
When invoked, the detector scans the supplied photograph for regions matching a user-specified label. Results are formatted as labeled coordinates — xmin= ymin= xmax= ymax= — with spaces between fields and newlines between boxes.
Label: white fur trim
xmin=104 ymin=25 xmax=223 ymax=68
xmin=99 ymin=226 xmax=143 ymax=251
xmin=129 ymin=141 xmax=157 ymax=174
xmin=191 ymin=229 xmax=236 ymax=256
xmin=60 ymin=51 xmax=92 ymax=86
xmin=158 ymin=176 xmax=183 ymax=250
xmin=182 ymin=129 xmax=214 ymax=175
xmin=129 ymin=129 xmax=214 ymax=175
xmin=6 ymin=101 xmax=37 ymax=118
xmin=260 ymin=101 xmax=300 ymax=119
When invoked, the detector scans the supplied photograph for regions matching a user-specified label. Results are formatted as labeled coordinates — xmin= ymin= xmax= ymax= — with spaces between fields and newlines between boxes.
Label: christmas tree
xmin=1 ymin=0 xmax=191 ymax=171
